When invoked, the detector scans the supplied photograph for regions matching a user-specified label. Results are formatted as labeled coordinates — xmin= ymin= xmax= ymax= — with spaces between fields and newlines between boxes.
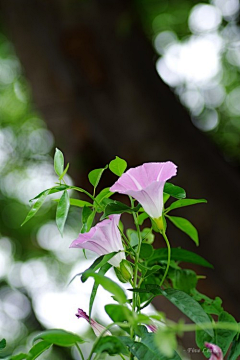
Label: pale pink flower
xmin=69 ymin=214 xmax=125 ymax=268
xmin=146 ymin=324 xmax=157 ymax=332
xmin=205 ymin=343 xmax=223 ymax=360
xmin=110 ymin=162 xmax=177 ymax=220
xmin=76 ymin=308 xmax=111 ymax=336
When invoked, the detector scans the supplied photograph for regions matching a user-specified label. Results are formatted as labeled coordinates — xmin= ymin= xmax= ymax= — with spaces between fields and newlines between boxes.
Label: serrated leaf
xmin=85 ymin=272 xmax=127 ymax=304
xmin=56 ymin=190 xmax=70 ymax=236
xmin=161 ymin=288 xmax=214 ymax=337
xmin=27 ymin=341 xmax=52 ymax=360
xmin=167 ymin=216 xmax=199 ymax=246
xmin=148 ymin=248 xmax=213 ymax=268
xmin=88 ymin=166 xmax=107 ymax=189
xmin=164 ymin=183 xmax=186 ymax=199
xmin=54 ymin=148 xmax=64 ymax=176
xmin=22 ymin=190 xmax=50 ymax=226
xmin=165 ymin=199 xmax=207 ymax=213
xmin=109 ymin=156 xmax=127 ymax=176
xmin=34 ymin=329 xmax=84 ymax=347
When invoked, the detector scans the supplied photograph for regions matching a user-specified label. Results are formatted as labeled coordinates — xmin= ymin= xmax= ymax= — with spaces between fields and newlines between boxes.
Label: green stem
xmin=75 ymin=342 xmax=84 ymax=360
xmin=129 ymin=197 xmax=142 ymax=360
xmin=159 ymin=230 xmax=171 ymax=287
xmin=168 ymin=321 xmax=240 ymax=333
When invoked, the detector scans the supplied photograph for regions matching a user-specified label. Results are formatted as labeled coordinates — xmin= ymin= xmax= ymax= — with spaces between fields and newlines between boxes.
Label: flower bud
xmin=115 ymin=260 xmax=133 ymax=283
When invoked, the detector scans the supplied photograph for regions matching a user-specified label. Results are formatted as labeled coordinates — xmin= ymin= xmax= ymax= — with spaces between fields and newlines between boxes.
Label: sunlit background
xmin=0 ymin=0 xmax=240 ymax=358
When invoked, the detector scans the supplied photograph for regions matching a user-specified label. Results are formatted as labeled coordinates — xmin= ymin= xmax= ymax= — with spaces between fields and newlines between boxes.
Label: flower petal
xmin=205 ymin=342 xmax=223 ymax=360
xmin=76 ymin=308 xmax=111 ymax=336
xmin=110 ymin=162 xmax=177 ymax=219
xmin=70 ymin=214 xmax=125 ymax=268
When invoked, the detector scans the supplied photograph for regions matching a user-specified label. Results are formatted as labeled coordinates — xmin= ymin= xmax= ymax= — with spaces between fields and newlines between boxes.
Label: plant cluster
xmin=1 ymin=150 xmax=240 ymax=360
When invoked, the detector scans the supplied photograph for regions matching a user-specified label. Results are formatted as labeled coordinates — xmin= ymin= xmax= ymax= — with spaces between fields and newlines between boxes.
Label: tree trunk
xmin=1 ymin=0 xmax=239 ymax=335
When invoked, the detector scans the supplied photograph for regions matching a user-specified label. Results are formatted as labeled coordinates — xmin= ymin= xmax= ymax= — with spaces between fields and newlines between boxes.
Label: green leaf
xmin=138 ymin=212 xmax=149 ymax=225
xmin=195 ymin=328 xmax=213 ymax=350
xmin=165 ymin=199 xmax=207 ymax=213
xmin=0 ymin=338 xmax=6 ymax=349
xmin=88 ymin=166 xmax=107 ymax=189
xmin=69 ymin=198 xmax=92 ymax=207
xmin=192 ymin=291 xmax=223 ymax=316
xmin=94 ymin=336 xmax=129 ymax=356
xmin=137 ymin=264 xmax=161 ymax=278
xmin=89 ymin=263 xmax=111 ymax=319
xmin=34 ymin=329 xmax=84 ymax=347
xmin=216 ymin=311 xmax=237 ymax=355
xmin=27 ymin=341 xmax=52 ymax=360
xmin=161 ymin=288 xmax=214 ymax=337
xmin=148 ymin=248 xmax=213 ymax=268
xmin=59 ymin=163 xmax=69 ymax=181
xmin=85 ymin=272 xmax=127 ymax=304
xmin=81 ymin=206 xmax=94 ymax=233
xmin=54 ymin=148 xmax=64 ymax=177
xmin=171 ymin=269 xmax=198 ymax=294
xmin=109 ymin=156 xmax=127 ymax=176
xmin=56 ymin=190 xmax=70 ymax=236
xmin=164 ymin=183 xmax=186 ymax=199
xmin=127 ymin=229 xmax=139 ymax=247
xmin=7 ymin=354 xmax=28 ymax=360
xmin=103 ymin=200 xmax=140 ymax=218
xmin=119 ymin=333 xmax=181 ymax=360
xmin=94 ymin=188 xmax=113 ymax=212
xmin=30 ymin=185 xmax=68 ymax=201
xmin=228 ymin=335 xmax=240 ymax=360
xmin=21 ymin=189 xmax=50 ymax=226
xmin=140 ymin=244 xmax=154 ymax=259
xmin=105 ymin=304 xmax=132 ymax=328
xmin=167 ymin=216 xmax=199 ymax=246
xmin=81 ymin=253 xmax=115 ymax=282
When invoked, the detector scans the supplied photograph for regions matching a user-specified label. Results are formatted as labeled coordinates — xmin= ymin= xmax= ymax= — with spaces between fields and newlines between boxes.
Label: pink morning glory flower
xmin=76 ymin=308 xmax=111 ymax=336
xmin=110 ymin=162 xmax=177 ymax=222
xmin=205 ymin=343 xmax=223 ymax=360
xmin=69 ymin=214 xmax=125 ymax=268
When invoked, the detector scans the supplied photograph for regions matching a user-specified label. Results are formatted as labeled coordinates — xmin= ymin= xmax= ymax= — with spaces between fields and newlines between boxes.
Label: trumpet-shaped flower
xmin=205 ymin=343 xmax=223 ymax=360
xmin=76 ymin=308 xmax=111 ymax=336
xmin=69 ymin=214 xmax=125 ymax=268
xmin=110 ymin=162 xmax=177 ymax=221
